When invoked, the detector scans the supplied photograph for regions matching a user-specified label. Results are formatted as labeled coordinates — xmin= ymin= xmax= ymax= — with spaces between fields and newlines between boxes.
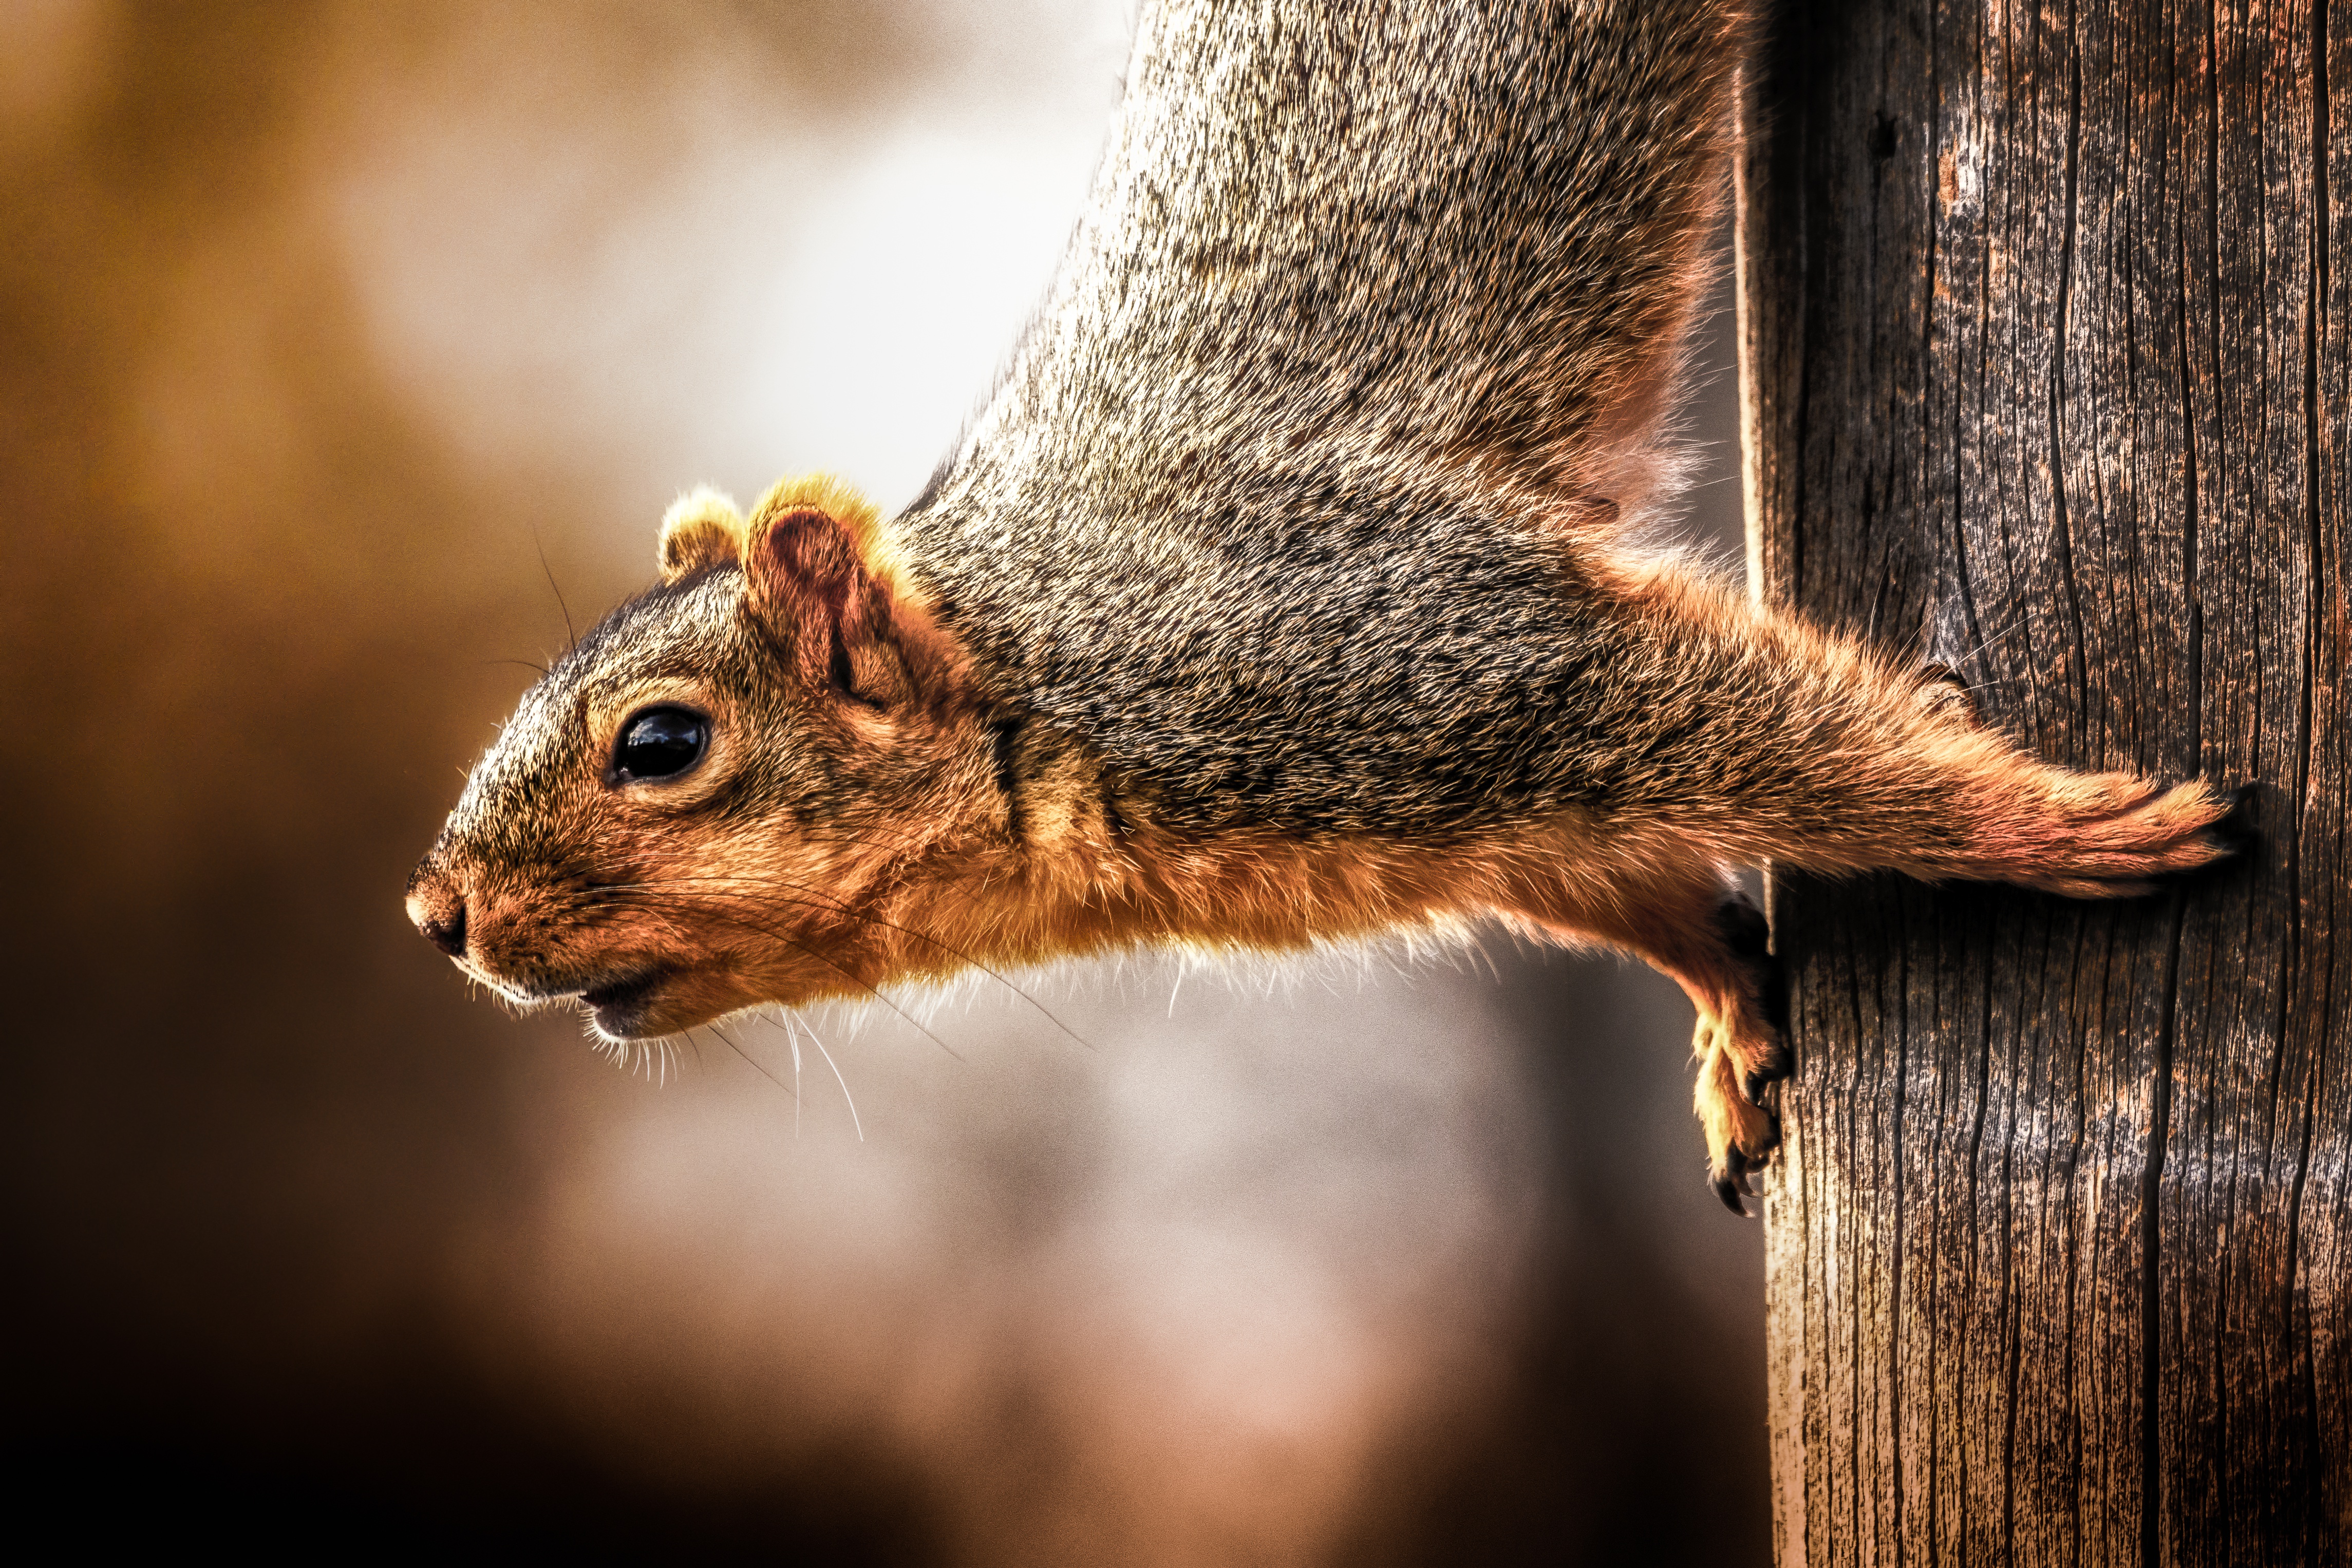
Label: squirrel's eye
xmin=611 ymin=706 xmax=708 ymax=784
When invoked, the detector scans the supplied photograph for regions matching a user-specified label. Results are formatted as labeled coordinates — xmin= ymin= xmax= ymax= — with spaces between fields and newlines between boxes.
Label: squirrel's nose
xmin=419 ymin=902 xmax=467 ymax=958
xmin=405 ymin=870 xmax=469 ymax=960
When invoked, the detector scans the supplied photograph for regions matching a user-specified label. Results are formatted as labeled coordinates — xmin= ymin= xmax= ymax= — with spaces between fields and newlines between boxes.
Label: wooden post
xmin=1740 ymin=0 xmax=2349 ymax=1559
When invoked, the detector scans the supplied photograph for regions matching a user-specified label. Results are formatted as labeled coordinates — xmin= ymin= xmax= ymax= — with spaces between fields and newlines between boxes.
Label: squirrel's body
xmin=913 ymin=0 xmax=1732 ymax=838
xmin=408 ymin=0 xmax=2238 ymax=1212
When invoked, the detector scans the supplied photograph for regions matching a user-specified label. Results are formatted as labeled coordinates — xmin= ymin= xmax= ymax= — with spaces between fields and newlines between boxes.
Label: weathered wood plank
xmin=1743 ymin=0 xmax=2349 ymax=1559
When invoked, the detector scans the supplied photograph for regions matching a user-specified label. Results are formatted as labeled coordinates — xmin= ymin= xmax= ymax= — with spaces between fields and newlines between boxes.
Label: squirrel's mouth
xmin=578 ymin=967 xmax=673 ymax=1038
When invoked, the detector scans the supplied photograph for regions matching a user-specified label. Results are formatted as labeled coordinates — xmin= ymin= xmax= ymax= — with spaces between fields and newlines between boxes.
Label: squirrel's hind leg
xmin=1500 ymin=865 xmax=1790 ymax=1216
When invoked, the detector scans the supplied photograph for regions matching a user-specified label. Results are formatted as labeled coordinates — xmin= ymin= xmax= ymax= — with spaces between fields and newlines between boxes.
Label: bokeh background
xmin=2 ymin=2 xmax=1766 ymax=1560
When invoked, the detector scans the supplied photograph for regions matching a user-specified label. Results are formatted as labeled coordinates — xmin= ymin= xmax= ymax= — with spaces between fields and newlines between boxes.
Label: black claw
xmin=2211 ymin=784 xmax=2260 ymax=854
xmin=1711 ymin=1147 xmax=1755 ymax=1217
xmin=1756 ymin=1108 xmax=1783 ymax=1155
xmin=1712 ymin=1171 xmax=1751 ymax=1216
xmin=1742 ymin=1048 xmax=1794 ymax=1105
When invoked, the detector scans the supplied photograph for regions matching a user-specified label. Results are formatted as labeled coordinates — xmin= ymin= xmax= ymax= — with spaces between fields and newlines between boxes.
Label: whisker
xmin=713 ymin=1021 xmax=799 ymax=1103
xmin=801 ymin=1016 xmax=863 ymax=1142
xmin=597 ymin=872 xmax=1093 ymax=1051
xmin=767 ymin=1014 xmax=807 ymax=1140
xmin=595 ymin=889 xmax=967 ymax=1060
xmin=504 ymin=889 xmax=970 ymax=1068
xmin=1941 ymin=603 xmax=2035 ymax=674
xmin=532 ymin=524 xmax=578 ymax=653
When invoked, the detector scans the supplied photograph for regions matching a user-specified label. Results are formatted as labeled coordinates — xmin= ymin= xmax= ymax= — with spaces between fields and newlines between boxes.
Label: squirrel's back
xmin=901 ymin=0 xmax=1747 ymax=838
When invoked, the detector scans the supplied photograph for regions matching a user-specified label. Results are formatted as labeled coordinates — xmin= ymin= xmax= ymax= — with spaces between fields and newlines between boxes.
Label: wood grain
xmin=1740 ymin=0 xmax=2349 ymax=1559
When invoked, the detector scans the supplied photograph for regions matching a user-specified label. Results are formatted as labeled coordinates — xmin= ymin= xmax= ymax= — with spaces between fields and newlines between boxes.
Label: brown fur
xmin=407 ymin=0 xmax=2239 ymax=1215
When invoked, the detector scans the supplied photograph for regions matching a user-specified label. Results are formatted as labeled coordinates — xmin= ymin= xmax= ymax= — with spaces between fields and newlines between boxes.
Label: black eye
xmin=611 ymin=706 xmax=708 ymax=784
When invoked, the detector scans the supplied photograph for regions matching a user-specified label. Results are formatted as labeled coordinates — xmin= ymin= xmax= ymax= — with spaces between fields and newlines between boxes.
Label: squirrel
xmin=405 ymin=0 xmax=2238 ymax=1215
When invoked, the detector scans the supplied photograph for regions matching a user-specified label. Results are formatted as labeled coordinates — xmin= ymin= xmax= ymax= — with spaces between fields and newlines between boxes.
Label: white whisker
xmin=802 ymin=1017 xmax=863 ymax=1142
xmin=788 ymin=1014 xmax=805 ymax=1140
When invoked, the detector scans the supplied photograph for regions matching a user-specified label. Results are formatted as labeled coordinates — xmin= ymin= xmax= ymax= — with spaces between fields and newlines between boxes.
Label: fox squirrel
xmin=406 ymin=0 xmax=2238 ymax=1214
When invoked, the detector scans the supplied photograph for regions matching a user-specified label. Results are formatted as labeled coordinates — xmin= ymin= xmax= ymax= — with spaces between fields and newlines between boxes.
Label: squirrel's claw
xmin=1696 ymin=1014 xmax=1782 ymax=1218
xmin=1705 ymin=1107 xmax=1780 ymax=1218
xmin=2209 ymin=783 xmax=2261 ymax=856
xmin=1742 ymin=1055 xmax=1792 ymax=1107
xmin=1711 ymin=1148 xmax=1755 ymax=1216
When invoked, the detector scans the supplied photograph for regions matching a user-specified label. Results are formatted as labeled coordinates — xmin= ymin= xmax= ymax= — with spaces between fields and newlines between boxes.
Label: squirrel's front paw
xmin=1695 ymin=1015 xmax=1781 ymax=1217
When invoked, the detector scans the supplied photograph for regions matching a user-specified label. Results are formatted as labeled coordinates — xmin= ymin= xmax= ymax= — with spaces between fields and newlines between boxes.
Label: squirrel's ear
xmin=740 ymin=475 xmax=913 ymax=710
xmin=656 ymin=486 xmax=746 ymax=583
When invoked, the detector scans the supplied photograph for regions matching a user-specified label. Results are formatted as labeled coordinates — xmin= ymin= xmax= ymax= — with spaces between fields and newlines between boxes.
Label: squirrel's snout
xmin=419 ymin=902 xmax=467 ymax=959
xmin=405 ymin=869 xmax=468 ymax=960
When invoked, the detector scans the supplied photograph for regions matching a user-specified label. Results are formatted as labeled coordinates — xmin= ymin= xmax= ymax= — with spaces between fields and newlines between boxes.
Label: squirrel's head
xmin=406 ymin=476 xmax=1001 ymax=1041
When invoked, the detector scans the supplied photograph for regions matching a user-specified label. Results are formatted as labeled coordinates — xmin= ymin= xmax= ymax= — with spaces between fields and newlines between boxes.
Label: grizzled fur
xmin=904 ymin=0 xmax=1739 ymax=836
xmin=410 ymin=0 xmax=2240 ymax=1215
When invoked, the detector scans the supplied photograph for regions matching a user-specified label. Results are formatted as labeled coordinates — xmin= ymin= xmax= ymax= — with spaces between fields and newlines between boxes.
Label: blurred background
xmin=1 ymin=2 xmax=1765 ymax=1560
